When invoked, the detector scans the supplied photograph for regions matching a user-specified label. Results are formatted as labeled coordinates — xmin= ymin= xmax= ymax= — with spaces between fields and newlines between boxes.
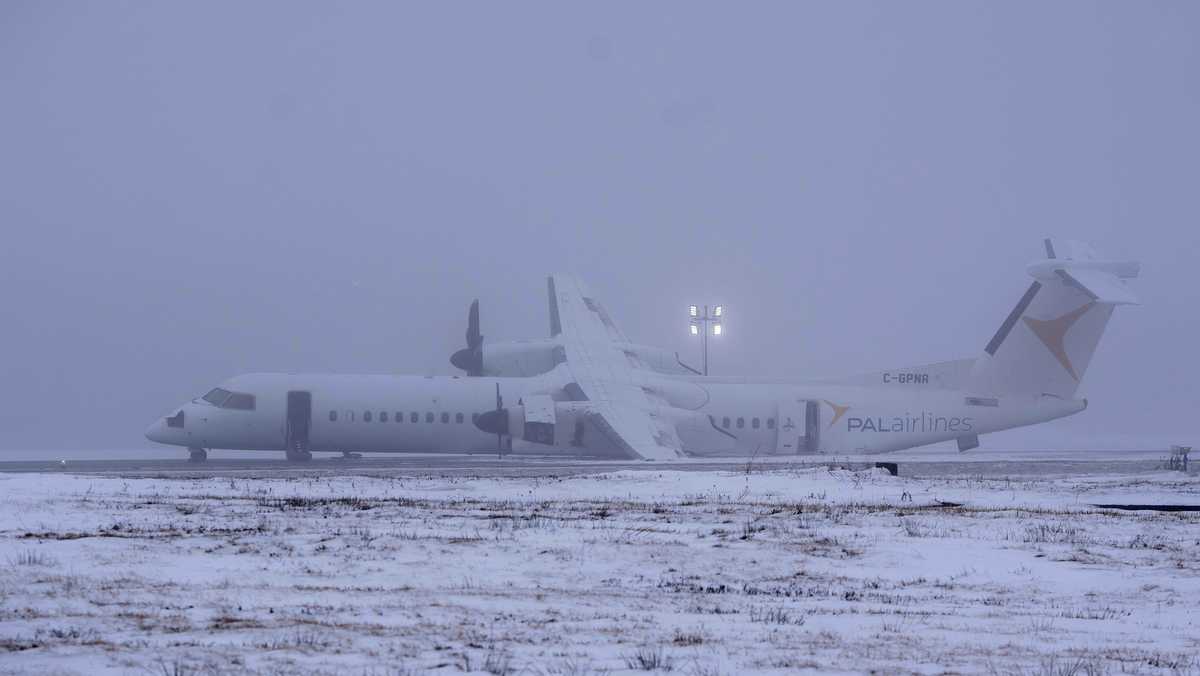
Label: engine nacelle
xmin=479 ymin=339 xmax=564 ymax=377
xmin=481 ymin=341 xmax=695 ymax=378
xmin=491 ymin=396 xmax=585 ymax=446
xmin=475 ymin=397 xmax=632 ymax=457
xmin=619 ymin=343 xmax=700 ymax=376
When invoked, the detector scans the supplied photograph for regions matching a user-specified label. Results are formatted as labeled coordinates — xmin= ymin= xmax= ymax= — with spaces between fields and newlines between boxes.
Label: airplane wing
xmin=549 ymin=274 xmax=684 ymax=460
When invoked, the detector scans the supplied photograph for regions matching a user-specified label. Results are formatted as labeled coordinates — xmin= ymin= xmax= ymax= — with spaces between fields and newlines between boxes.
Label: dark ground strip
xmin=1091 ymin=504 xmax=1200 ymax=512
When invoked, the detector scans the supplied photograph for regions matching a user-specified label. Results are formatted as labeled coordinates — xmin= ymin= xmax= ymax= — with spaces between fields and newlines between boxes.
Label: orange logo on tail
xmin=1022 ymin=302 xmax=1094 ymax=380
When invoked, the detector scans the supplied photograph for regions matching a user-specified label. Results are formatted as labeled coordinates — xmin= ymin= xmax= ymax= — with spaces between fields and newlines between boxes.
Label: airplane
xmin=146 ymin=239 xmax=1138 ymax=462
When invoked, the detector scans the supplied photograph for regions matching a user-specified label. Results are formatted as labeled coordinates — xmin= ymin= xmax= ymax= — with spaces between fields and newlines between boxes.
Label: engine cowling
xmin=477 ymin=339 xmax=564 ymax=377
xmin=619 ymin=343 xmax=700 ymax=376
xmin=474 ymin=396 xmax=628 ymax=455
xmin=470 ymin=341 xmax=696 ymax=378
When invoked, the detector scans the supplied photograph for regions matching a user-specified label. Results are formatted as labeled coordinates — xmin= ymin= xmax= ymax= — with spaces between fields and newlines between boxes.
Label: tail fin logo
xmin=823 ymin=400 xmax=850 ymax=429
xmin=1022 ymin=303 xmax=1094 ymax=380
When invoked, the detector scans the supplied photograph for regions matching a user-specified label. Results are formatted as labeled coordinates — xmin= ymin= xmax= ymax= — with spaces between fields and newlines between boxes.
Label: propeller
xmin=450 ymin=299 xmax=484 ymax=376
xmin=473 ymin=382 xmax=510 ymax=457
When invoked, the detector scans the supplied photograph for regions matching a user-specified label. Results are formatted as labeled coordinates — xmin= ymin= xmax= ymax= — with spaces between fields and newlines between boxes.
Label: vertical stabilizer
xmin=969 ymin=239 xmax=1138 ymax=399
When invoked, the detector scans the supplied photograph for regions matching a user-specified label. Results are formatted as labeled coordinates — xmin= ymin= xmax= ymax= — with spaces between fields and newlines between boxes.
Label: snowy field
xmin=1 ymin=466 xmax=1198 ymax=675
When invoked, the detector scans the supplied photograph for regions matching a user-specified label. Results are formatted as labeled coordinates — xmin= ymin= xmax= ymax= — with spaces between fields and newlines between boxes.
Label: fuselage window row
xmin=328 ymin=411 xmax=473 ymax=424
xmin=326 ymin=409 xmax=782 ymax=430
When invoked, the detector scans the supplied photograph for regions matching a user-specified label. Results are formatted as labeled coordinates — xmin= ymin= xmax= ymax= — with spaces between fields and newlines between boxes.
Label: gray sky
xmin=2 ymin=1 xmax=1197 ymax=453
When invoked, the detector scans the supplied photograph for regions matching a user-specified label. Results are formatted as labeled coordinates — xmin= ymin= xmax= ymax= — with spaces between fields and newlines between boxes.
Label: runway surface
xmin=0 ymin=448 xmax=1181 ymax=479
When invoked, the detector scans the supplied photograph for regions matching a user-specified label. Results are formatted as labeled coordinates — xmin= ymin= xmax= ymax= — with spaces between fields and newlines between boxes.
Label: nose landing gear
xmin=187 ymin=447 xmax=208 ymax=463
xmin=285 ymin=390 xmax=313 ymax=462
xmin=285 ymin=442 xmax=313 ymax=462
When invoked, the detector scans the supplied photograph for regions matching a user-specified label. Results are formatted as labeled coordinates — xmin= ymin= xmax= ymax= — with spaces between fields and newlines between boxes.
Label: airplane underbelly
xmin=310 ymin=420 xmax=497 ymax=453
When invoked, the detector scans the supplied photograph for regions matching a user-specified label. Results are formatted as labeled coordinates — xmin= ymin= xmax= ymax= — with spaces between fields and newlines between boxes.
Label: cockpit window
xmin=223 ymin=392 xmax=256 ymax=410
xmin=202 ymin=388 xmax=231 ymax=406
xmin=202 ymin=388 xmax=255 ymax=410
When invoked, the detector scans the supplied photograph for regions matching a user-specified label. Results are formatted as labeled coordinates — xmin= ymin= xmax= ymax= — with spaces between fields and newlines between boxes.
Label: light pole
xmin=688 ymin=304 xmax=723 ymax=376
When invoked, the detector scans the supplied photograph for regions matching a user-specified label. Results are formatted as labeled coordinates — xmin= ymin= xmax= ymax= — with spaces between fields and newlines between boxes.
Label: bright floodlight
xmin=685 ymin=303 xmax=723 ymax=375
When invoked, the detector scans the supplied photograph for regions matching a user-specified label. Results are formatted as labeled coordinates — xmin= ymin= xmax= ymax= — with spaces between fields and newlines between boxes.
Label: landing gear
xmin=187 ymin=447 xmax=208 ymax=463
xmin=285 ymin=446 xmax=312 ymax=462
xmin=285 ymin=390 xmax=313 ymax=462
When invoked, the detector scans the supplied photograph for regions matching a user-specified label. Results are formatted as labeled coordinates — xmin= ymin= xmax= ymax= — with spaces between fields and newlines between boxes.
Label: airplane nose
xmin=145 ymin=419 xmax=166 ymax=443
xmin=146 ymin=408 xmax=185 ymax=444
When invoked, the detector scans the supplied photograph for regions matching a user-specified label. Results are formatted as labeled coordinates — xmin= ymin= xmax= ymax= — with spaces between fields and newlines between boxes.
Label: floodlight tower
xmin=688 ymin=304 xmax=723 ymax=376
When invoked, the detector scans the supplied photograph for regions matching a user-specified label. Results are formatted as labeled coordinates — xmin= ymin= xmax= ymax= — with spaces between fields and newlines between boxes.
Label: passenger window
xmin=736 ymin=417 xmax=745 ymax=429
xmin=395 ymin=412 xmax=402 ymax=423
xmin=752 ymin=417 xmax=760 ymax=429
xmin=411 ymin=412 xmax=419 ymax=423
xmin=380 ymin=411 xmax=388 ymax=422
xmin=425 ymin=412 xmax=434 ymax=423
xmin=722 ymin=416 xmax=730 ymax=428
xmin=363 ymin=411 xmax=372 ymax=422
xmin=441 ymin=412 xmax=449 ymax=424
xmin=329 ymin=410 xmax=338 ymax=422
xmin=455 ymin=412 xmax=464 ymax=424
xmin=767 ymin=418 xmax=775 ymax=430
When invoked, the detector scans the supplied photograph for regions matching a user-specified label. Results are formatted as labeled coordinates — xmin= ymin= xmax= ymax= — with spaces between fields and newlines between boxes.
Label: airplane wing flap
xmin=586 ymin=401 xmax=685 ymax=461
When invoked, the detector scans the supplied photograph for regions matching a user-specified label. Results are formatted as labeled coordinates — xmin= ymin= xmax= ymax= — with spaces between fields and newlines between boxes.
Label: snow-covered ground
xmin=1 ymin=467 xmax=1198 ymax=675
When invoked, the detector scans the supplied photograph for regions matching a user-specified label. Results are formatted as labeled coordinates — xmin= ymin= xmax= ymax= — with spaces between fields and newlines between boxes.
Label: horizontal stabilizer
xmin=1028 ymin=238 xmax=1140 ymax=305
xmin=1052 ymin=266 xmax=1139 ymax=305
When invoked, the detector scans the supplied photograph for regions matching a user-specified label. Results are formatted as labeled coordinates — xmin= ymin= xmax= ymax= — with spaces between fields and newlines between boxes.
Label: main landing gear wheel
xmin=187 ymin=447 xmax=208 ymax=463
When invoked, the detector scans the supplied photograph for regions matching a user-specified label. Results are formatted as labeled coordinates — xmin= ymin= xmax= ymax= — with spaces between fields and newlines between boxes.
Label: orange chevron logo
xmin=823 ymin=400 xmax=850 ymax=429
xmin=1022 ymin=302 xmax=1094 ymax=381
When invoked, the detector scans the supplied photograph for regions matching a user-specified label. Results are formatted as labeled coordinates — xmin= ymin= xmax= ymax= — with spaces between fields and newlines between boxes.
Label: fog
xmin=2 ymin=2 xmax=1197 ymax=454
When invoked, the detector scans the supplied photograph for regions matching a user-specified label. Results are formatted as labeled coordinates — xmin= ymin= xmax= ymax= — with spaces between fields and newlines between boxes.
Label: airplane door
xmin=285 ymin=391 xmax=312 ymax=459
xmin=804 ymin=400 xmax=820 ymax=454
xmin=774 ymin=399 xmax=807 ymax=454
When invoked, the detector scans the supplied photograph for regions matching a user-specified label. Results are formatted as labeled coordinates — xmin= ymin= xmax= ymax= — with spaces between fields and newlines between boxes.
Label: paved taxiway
xmin=0 ymin=448 xmax=1178 ymax=479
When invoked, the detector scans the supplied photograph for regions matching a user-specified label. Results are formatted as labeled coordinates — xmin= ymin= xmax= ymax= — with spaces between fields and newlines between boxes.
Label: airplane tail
xmin=968 ymin=239 xmax=1139 ymax=399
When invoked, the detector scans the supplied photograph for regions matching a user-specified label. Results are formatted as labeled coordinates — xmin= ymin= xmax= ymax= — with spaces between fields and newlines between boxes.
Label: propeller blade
xmin=466 ymin=299 xmax=482 ymax=349
xmin=473 ymin=383 xmax=509 ymax=456
xmin=450 ymin=299 xmax=484 ymax=376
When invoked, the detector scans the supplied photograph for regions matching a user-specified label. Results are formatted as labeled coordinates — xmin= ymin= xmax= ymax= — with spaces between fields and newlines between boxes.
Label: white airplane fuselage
xmin=146 ymin=370 xmax=1085 ymax=457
